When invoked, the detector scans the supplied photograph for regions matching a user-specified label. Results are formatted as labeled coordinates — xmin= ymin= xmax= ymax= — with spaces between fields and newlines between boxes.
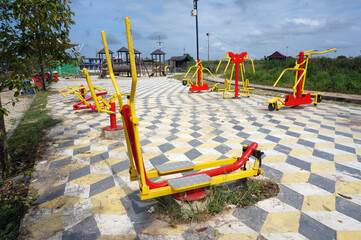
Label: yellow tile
xmin=39 ymin=196 xmax=84 ymax=210
xmin=224 ymin=139 xmax=243 ymax=144
xmin=334 ymin=155 xmax=357 ymax=162
xmin=49 ymin=155 xmax=72 ymax=162
xmin=337 ymin=230 xmax=361 ymax=240
xmin=270 ymin=130 xmax=287 ymax=135
xmin=279 ymin=138 xmax=298 ymax=144
xmin=142 ymin=153 xmax=160 ymax=160
xmin=356 ymin=149 xmax=361 ymax=155
xmin=318 ymin=130 xmax=335 ymax=134
xmin=260 ymin=212 xmax=301 ymax=233
xmin=141 ymin=219 xmax=189 ymax=235
xmin=219 ymin=233 xmax=258 ymax=240
xmin=302 ymin=195 xmax=335 ymax=211
xmin=288 ymin=126 xmax=304 ymax=131
xmin=227 ymin=149 xmax=244 ymax=156
xmin=198 ymin=135 xmax=217 ymax=140
xmin=26 ymin=211 xmax=63 ymax=239
xmin=91 ymin=186 xmax=129 ymax=199
xmin=262 ymin=155 xmax=287 ymax=163
xmin=336 ymin=181 xmax=361 ymax=195
xmin=91 ymin=198 xmax=127 ymax=215
xmin=311 ymin=162 xmax=335 ymax=172
xmin=94 ymin=158 xmax=123 ymax=166
xmin=249 ymin=134 xmax=266 ymax=139
xmin=173 ymin=138 xmax=193 ymax=142
xmin=258 ymin=143 xmax=277 ymax=150
xmin=193 ymin=154 xmax=223 ymax=163
xmin=146 ymin=142 xmax=164 ymax=147
xmin=315 ymin=142 xmax=335 ymax=148
xmin=289 ymin=148 xmax=313 ymax=156
xmin=334 ymin=138 xmax=354 ymax=144
xmin=71 ymin=174 xmax=110 ymax=184
xmin=58 ymin=163 xmax=86 ymax=173
xmin=165 ymin=147 xmax=193 ymax=154
xmin=281 ymin=172 xmax=310 ymax=183
xmin=198 ymin=143 xmax=222 ymax=148
xmin=299 ymin=133 xmax=318 ymax=138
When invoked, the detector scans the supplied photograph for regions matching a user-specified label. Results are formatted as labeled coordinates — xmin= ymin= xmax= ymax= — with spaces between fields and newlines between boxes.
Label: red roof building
xmin=267 ymin=51 xmax=287 ymax=60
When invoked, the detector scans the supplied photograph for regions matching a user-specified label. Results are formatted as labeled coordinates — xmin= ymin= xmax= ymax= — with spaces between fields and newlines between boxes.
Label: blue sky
xmin=69 ymin=0 xmax=361 ymax=60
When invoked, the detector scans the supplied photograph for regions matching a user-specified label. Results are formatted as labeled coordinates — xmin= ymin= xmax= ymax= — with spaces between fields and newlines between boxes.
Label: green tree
xmin=184 ymin=53 xmax=194 ymax=61
xmin=0 ymin=0 xmax=76 ymax=177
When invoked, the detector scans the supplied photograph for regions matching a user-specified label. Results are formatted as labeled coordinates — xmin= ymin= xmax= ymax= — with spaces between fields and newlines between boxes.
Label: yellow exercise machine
xmin=182 ymin=59 xmax=215 ymax=92
xmin=266 ymin=48 xmax=336 ymax=111
xmin=99 ymin=17 xmax=264 ymax=201
xmin=59 ymin=85 xmax=108 ymax=111
xmin=212 ymin=52 xmax=255 ymax=98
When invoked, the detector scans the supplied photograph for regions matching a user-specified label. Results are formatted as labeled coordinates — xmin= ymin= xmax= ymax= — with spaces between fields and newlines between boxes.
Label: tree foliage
xmin=0 ymin=0 xmax=76 ymax=177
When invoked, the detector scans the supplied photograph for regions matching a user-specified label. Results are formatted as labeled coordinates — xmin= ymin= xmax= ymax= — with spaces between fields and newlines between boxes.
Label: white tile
xmin=256 ymin=198 xmax=299 ymax=212
xmin=261 ymin=232 xmax=308 ymax=240
xmin=64 ymin=182 xmax=90 ymax=198
xmin=304 ymin=211 xmax=361 ymax=231
xmin=95 ymin=214 xmax=136 ymax=235
xmin=283 ymin=183 xmax=332 ymax=196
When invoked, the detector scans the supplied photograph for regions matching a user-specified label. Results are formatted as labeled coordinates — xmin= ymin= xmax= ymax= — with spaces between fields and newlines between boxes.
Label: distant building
xmin=168 ymin=56 xmax=191 ymax=71
xmin=79 ymin=57 xmax=102 ymax=73
xmin=267 ymin=51 xmax=287 ymax=60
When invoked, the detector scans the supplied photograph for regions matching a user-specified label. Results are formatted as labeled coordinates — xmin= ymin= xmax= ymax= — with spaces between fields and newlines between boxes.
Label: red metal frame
xmin=102 ymin=102 xmax=123 ymax=131
xmin=228 ymin=52 xmax=247 ymax=98
xmin=283 ymin=51 xmax=312 ymax=107
xmin=189 ymin=59 xmax=209 ymax=92
xmin=72 ymin=91 xmax=107 ymax=111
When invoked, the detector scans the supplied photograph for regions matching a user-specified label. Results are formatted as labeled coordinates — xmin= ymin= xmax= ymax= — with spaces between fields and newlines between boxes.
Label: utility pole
xmin=192 ymin=0 xmax=199 ymax=61
xmin=206 ymin=32 xmax=210 ymax=66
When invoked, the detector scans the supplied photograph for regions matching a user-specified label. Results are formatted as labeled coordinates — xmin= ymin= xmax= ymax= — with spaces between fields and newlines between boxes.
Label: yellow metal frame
xmin=182 ymin=60 xmax=215 ymax=87
xmin=266 ymin=48 xmax=336 ymax=110
xmin=100 ymin=17 xmax=263 ymax=200
xmin=215 ymin=53 xmax=255 ymax=98
xmin=59 ymin=85 xmax=108 ymax=103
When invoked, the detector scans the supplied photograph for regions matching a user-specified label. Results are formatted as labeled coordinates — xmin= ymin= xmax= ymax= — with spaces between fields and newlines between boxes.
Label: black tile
xmin=335 ymin=163 xmax=361 ymax=180
xmin=188 ymin=139 xmax=203 ymax=147
xmin=111 ymin=161 xmax=130 ymax=174
xmin=274 ymin=144 xmax=292 ymax=155
xmin=258 ymin=128 xmax=271 ymax=134
xmin=312 ymin=149 xmax=334 ymax=161
xmin=165 ymin=135 xmax=179 ymax=141
xmin=68 ymin=166 xmax=91 ymax=182
xmin=304 ymin=127 xmax=319 ymax=134
xmin=233 ymin=125 xmax=244 ymax=131
xmin=308 ymin=173 xmax=335 ymax=193
xmin=158 ymin=143 xmax=175 ymax=152
xmin=90 ymin=152 xmax=109 ymax=164
xmin=285 ymin=131 xmax=301 ymax=138
xmin=49 ymin=157 xmax=72 ymax=169
xmin=214 ymin=144 xmax=232 ymax=154
xmin=35 ymin=183 xmax=66 ymax=205
xmin=265 ymin=135 xmax=281 ymax=143
xmin=150 ymin=154 xmax=169 ymax=166
xmin=297 ymin=139 xmax=315 ymax=148
xmin=299 ymin=213 xmax=336 ymax=240
xmin=190 ymin=132 xmax=202 ymax=138
xmin=334 ymin=143 xmax=356 ymax=154
xmin=89 ymin=176 xmax=115 ymax=197
xmin=336 ymin=197 xmax=361 ymax=222
xmin=277 ymin=185 xmax=304 ymax=210
xmin=213 ymin=136 xmax=227 ymax=143
xmin=232 ymin=205 xmax=268 ymax=232
xmin=261 ymin=165 xmax=283 ymax=182
xmin=185 ymin=148 xmax=202 ymax=160
xmin=286 ymin=156 xmax=311 ymax=171
xmin=62 ymin=215 xmax=101 ymax=240
xmin=317 ymin=134 xmax=334 ymax=142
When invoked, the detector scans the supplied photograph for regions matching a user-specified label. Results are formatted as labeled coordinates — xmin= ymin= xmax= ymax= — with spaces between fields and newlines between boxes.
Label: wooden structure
xmin=150 ymin=49 xmax=166 ymax=76
xmin=168 ymin=56 xmax=191 ymax=72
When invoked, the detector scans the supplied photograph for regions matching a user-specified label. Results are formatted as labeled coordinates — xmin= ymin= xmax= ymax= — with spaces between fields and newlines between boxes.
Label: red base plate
xmin=102 ymin=126 xmax=123 ymax=131
xmin=285 ymin=93 xmax=313 ymax=106
xmin=171 ymin=188 xmax=208 ymax=201
xmin=189 ymin=84 xmax=209 ymax=92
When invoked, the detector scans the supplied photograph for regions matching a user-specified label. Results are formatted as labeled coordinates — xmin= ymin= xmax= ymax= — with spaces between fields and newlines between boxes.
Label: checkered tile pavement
xmin=21 ymin=76 xmax=361 ymax=239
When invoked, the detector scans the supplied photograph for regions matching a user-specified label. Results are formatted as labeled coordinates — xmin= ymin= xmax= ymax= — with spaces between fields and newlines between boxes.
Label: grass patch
xmin=153 ymin=179 xmax=279 ymax=224
xmin=1 ymin=91 xmax=61 ymax=239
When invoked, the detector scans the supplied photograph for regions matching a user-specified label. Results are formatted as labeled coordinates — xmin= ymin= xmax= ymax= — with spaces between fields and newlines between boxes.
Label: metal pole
xmin=207 ymin=32 xmax=210 ymax=66
xmin=193 ymin=0 xmax=199 ymax=61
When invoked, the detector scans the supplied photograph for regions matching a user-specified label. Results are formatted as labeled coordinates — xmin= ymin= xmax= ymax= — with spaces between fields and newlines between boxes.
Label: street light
xmin=192 ymin=0 xmax=199 ymax=61
xmin=206 ymin=32 xmax=210 ymax=66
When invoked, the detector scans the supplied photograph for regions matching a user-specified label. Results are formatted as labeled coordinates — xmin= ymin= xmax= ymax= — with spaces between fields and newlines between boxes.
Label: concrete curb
xmin=204 ymin=77 xmax=361 ymax=104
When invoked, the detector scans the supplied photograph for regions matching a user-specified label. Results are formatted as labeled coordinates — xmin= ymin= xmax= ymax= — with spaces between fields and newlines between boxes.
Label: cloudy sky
xmin=69 ymin=0 xmax=361 ymax=60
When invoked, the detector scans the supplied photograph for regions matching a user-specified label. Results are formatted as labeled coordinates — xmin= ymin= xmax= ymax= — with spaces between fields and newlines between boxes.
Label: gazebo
xmin=97 ymin=48 xmax=114 ymax=75
xmin=150 ymin=49 xmax=166 ymax=76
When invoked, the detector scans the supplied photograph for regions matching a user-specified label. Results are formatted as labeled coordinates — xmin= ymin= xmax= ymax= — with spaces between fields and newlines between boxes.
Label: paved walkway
xmin=21 ymin=76 xmax=361 ymax=239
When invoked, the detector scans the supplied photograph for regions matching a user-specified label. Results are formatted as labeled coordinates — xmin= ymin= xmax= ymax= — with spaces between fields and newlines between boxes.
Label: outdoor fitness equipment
xmin=266 ymin=48 xmax=336 ymax=111
xmin=212 ymin=52 xmax=255 ymax=98
xmin=182 ymin=59 xmax=215 ymax=92
xmin=59 ymin=85 xmax=108 ymax=111
xmin=105 ymin=17 xmax=264 ymax=201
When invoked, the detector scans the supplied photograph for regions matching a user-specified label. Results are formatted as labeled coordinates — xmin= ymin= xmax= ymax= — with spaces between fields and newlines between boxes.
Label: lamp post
xmin=206 ymin=32 xmax=210 ymax=66
xmin=192 ymin=0 xmax=199 ymax=61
